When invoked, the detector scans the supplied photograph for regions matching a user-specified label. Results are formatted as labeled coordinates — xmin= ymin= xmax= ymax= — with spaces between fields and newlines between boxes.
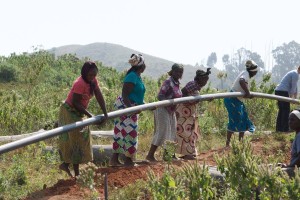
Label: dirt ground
xmin=24 ymin=138 xmax=291 ymax=200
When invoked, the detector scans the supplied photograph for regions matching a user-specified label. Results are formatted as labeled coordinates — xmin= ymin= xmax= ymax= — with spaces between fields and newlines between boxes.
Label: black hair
xmin=194 ymin=68 xmax=211 ymax=80
xmin=81 ymin=61 xmax=98 ymax=95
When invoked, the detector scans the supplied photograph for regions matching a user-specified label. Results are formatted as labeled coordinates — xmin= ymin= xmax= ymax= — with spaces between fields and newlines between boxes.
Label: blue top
xmin=290 ymin=132 xmax=300 ymax=167
xmin=124 ymin=71 xmax=146 ymax=105
xmin=275 ymin=70 xmax=299 ymax=95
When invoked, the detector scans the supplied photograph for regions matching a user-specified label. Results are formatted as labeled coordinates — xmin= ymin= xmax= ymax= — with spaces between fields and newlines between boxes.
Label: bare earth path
xmin=24 ymin=138 xmax=291 ymax=200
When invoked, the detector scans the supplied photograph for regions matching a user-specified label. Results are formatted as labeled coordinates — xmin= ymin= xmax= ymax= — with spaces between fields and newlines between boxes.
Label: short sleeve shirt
xmin=231 ymin=71 xmax=250 ymax=92
xmin=65 ymin=76 xmax=99 ymax=109
xmin=124 ymin=71 xmax=146 ymax=105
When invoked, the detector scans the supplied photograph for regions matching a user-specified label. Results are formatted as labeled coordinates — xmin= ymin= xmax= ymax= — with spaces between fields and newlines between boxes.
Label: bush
xmin=0 ymin=63 xmax=18 ymax=82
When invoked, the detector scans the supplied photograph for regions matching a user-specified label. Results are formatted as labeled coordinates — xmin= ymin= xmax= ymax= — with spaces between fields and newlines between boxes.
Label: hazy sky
xmin=1 ymin=0 xmax=299 ymax=69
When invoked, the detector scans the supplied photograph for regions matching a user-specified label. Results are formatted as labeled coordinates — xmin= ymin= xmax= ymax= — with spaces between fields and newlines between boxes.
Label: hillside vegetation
xmin=0 ymin=50 xmax=299 ymax=199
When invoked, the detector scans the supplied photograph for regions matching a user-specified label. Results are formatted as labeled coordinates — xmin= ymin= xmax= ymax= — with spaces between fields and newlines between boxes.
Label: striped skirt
xmin=151 ymin=107 xmax=177 ymax=147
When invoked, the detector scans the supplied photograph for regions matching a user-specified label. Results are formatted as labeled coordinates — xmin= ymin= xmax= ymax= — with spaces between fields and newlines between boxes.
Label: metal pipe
xmin=0 ymin=92 xmax=299 ymax=154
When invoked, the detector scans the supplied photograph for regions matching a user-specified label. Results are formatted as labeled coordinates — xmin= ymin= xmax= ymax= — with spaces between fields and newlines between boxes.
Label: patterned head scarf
xmin=128 ymin=54 xmax=145 ymax=67
xmin=81 ymin=61 xmax=98 ymax=95
xmin=168 ymin=63 xmax=184 ymax=76
xmin=127 ymin=53 xmax=146 ymax=75
xmin=245 ymin=60 xmax=258 ymax=72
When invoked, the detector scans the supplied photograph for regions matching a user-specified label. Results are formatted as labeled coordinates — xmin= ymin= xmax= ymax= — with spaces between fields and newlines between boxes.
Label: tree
xmin=207 ymin=52 xmax=217 ymax=68
xmin=271 ymin=41 xmax=300 ymax=82
xmin=222 ymin=48 xmax=265 ymax=83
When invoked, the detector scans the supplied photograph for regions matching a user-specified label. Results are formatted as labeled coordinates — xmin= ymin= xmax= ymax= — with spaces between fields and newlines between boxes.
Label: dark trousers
xmin=275 ymin=90 xmax=290 ymax=132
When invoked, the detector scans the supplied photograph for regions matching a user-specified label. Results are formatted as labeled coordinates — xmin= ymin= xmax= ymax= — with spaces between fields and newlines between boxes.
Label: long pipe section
xmin=0 ymin=92 xmax=299 ymax=154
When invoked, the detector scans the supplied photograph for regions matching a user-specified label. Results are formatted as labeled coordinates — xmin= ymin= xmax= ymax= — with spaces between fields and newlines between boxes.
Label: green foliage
xmin=0 ymin=49 xmax=298 ymax=199
xmin=147 ymin=162 xmax=219 ymax=200
xmin=148 ymin=168 xmax=185 ymax=200
xmin=285 ymin=168 xmax=300 ymax=199
xmin=0 ymin=62 xmax=18 ymax=82
xmin=109 ymin=180 xmax=149 ymax=200
xmin=216 ymin=138 xmax=261 ymax=198
xmin=77 ymin=162 xmax=99 ymax=190
xmin=181 ymin=162 xmax=217 ymax=199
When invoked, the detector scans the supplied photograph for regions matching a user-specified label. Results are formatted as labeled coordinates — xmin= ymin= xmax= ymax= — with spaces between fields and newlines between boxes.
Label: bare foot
xmin=182 ymin=155 xmax=196 ymax=160
xmin=59 ymin=163 xmax=73 ymax=177
xmin=146 ymin=155 xmax=158 ymax=162
xmin=123 ymin=157 xmax=136 ymax=166
xmin=109 ymin=160 xmax=123 ymax=167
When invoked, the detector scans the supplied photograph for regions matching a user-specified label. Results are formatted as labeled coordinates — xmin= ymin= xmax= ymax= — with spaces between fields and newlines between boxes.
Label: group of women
xmin=57 ymin=54 xmax=300 ymax=177
xmin=58 ymin=54 xmax=210 ymax=176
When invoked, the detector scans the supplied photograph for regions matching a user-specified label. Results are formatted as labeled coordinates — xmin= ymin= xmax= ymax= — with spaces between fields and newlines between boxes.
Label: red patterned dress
xmin=176 ymin=81 xmax=201 ymax=156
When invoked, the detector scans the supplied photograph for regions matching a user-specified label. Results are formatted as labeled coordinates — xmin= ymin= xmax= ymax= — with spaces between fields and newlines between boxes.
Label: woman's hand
xmin=244 ymin=92 xmax=253 ymax=98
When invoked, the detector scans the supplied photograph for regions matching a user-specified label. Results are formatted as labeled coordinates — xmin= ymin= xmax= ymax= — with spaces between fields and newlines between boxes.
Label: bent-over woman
xmin=176 ymin=68 xmax=210 ymax=160
xmin=146 ymin=63 xmax=184 ymax=162
xmin=224 ymin=60 xmax=258 ymax=146
xmin=58 ymin=61 xmax=108 ymax=177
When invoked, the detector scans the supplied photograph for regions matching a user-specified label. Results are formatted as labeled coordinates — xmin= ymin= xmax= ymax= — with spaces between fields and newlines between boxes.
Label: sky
xmin=1 ymin=0 xmax=299 ymax=70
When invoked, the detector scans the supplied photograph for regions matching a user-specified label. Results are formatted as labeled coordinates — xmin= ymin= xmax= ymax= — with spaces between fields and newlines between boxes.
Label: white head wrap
xmin=291 ymin=110 xmax=300 ymax=120
xmin=245 ymin=60 xmax=258 ymax=72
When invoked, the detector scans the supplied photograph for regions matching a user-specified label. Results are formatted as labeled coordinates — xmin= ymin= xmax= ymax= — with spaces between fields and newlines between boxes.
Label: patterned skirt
xmin=176 ymin=103 xmax=199 ymax=155
xmin=58 ymin=103 xmax=93 ymax=164
xmin=112 ymin=96 xmax=138 ymax=158
xmin=224 ymin=97 xmax=255 ymax=132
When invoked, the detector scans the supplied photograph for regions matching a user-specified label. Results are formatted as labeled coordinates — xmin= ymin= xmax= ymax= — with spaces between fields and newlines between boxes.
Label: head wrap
xmin=168 ymin=63 xmax=184 ymax=76
xmin=81 ymin=61 xmax=98 ymax=95
xmin=196 ymin=68 xmax=211 ymax=77
xmin=291 ymin=110 xmax=300 ymax=120
xmin=128 ymin=54 xmax=145 ymax=67
xmin=245 ymin=60 xmax=258 ymax=72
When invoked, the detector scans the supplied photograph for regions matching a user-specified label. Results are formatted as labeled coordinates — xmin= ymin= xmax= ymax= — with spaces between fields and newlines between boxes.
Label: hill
xmin=49 ymin=42 xmax=224 ymax=88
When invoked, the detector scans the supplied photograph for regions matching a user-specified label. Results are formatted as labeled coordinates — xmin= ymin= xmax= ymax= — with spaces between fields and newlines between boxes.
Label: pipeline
xmin=0 ymin=92 xmax=299 ymax=155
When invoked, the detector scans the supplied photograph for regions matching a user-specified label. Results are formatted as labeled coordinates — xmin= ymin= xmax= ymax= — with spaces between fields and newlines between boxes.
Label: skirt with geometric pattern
xmin=112 ymin=96 xmax=138 ymax=158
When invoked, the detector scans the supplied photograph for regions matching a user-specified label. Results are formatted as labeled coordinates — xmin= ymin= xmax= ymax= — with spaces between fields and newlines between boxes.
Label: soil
xmin=24 ymin=138 xmax=291 ymax=200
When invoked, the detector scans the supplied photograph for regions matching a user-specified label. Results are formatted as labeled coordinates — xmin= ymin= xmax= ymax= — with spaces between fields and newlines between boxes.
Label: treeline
xmin=203 ymin=40 xmax=300 ymax=90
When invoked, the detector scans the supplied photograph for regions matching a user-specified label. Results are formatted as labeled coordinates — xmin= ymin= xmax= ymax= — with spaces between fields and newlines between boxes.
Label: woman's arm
xmin=181 ymin=87 xmax=189 ymax=97
xmin=72 ymin=93 xmax=94 ymax=117
xmin=239 ymin=79 xmax=252 ymax=98
xmin=94 ymin=87 xmax=108 ymax=118
xmin=158 ymin=80 xmax=172 ymax=101
xmin=122 ymin=82 xmax=135 ymax=107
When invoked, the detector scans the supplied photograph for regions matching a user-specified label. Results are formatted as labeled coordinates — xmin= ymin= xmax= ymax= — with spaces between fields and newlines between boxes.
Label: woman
xmin=176 ymin=68 xmax=210 ymax=160
xmin=286 ymin=109 xmax=300 ymax=167
xmin=224 ymin=60 xmax=258 ymax=146
xmin=146 ymin=63 xmax=184 ymax=162
xmin=58 ymin=61 xmax=108 ymax=177
xmin=109 ymin=54 xmax=146 ymax=166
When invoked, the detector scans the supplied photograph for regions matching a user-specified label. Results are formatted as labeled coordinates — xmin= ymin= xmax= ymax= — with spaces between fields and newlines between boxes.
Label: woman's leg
xmin=109 ymin=153 xmax=122 ymax=166
xmin=59 ymin=162 xmax=73 ymax=177
xmin=226 ymin=131 xmax=233 ymax=146
xmin=73 ymin=164 xmax=79 ymax=176
xmin=124 ymin=157 xmax=135 ymax=166
xmin=146 ymin=144 xmax=158 ymax=162
xmin=239 ymin=132 xmax=244 ymax=141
